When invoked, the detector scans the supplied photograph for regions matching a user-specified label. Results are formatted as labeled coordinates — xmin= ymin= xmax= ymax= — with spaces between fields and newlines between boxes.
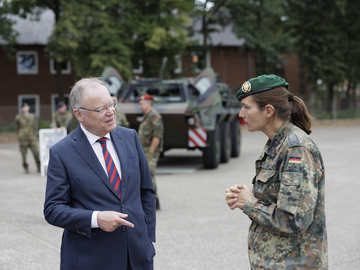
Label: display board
xmin=39 ymin=128 xmax=67 ymax=177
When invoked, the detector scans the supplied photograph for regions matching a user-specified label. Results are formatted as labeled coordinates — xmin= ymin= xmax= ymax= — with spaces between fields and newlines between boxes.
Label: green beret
xmin=236 ymin=74 xmax=289 ymax=101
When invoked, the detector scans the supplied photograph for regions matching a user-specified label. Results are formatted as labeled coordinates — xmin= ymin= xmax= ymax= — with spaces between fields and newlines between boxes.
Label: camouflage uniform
xmin=116 ymin=108 xmax=130 ymax=128
xmin=15 ymin=113 xmax=41 ymax=172
xmin=243 ymin=118 xmax=328 ymax=269
xmin=138 ymin=108 xmax=163 ymax=198
xmin=50 ymin=111 xmax=76 ymax=134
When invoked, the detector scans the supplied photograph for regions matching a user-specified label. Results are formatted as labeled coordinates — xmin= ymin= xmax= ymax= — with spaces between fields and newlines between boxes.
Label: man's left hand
xmin=97 ymin=211 xmax=134 ymax=232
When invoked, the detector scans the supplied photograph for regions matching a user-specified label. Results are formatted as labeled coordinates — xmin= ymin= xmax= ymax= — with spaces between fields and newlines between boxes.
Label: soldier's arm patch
xmin=278 ymin=171 xmax=301 ymax=215
xmin=287 ymin=133 xmax=300 ymax=147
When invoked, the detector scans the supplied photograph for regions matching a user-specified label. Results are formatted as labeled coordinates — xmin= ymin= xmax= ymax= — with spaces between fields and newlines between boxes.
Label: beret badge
xmin=242 ymin=81 xmax=251 ymax=93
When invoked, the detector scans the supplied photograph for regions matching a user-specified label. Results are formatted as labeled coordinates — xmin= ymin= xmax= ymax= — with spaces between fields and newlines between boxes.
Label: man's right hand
xmin=97 ymin=211 xmax=134 ymax=232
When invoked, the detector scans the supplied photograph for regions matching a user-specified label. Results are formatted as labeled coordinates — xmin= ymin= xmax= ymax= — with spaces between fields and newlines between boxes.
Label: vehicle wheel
xmin=220 ymin=122 xmax=231 ymax=163
xmin=202 ymin=124 xmax=220 ymax=169
xmin=230 ymin=118 xmax=241 ymax=158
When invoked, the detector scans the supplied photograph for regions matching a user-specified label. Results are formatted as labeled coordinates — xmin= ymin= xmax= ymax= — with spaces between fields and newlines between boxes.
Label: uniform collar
xmin=265 ymin=117 xmax=294 ymax=158
xmin=144 ymin=108 xmax=154 ymax=118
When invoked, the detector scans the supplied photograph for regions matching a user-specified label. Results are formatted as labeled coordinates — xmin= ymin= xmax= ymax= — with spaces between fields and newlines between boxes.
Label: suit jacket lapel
xmin=71 ymin=127 xmax=120 ymax=199
xmin=110 ymin=129 xmax=128 ymax=200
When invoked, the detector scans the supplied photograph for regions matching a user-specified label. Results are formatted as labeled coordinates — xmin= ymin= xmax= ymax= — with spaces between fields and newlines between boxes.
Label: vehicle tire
xmin=230 ymin=118 xmax=241 ymax=158
xmin=202 ymin=124 xmax=220 ymax=169
xmin=220 ymin=122 xmax=231 ymax=163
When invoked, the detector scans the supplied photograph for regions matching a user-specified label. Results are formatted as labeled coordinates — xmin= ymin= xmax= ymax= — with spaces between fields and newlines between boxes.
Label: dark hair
xmin=252 ymin=87 xmax=312 ymax=134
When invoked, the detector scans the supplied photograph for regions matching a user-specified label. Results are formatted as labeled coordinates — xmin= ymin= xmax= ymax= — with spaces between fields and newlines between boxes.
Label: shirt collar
xmin=80 ymin=124 xmax=111 ymax=145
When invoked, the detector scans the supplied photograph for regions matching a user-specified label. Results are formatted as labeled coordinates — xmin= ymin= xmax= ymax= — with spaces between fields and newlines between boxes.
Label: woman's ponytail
xmin=253 ymin=87 xmax=312 ymax=135
xmin=290 ymin=96 xmax=312 ymax=135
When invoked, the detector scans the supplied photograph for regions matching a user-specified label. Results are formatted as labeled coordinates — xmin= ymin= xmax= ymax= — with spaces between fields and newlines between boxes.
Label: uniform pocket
xmin=278 ymin=171 xmax=301 ymax=214
xmin=255 ymin=170 xmax=280 ymax=201
xmin=257 ymin=170 xmax=275 ymax=183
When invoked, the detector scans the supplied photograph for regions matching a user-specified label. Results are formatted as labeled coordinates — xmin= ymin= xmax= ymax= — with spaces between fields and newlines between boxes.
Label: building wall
xmin=282 ymin=54 xmax=301 ymax=96
xmin=210 ymin=46 xmax=256 ymax=91
xmin=0 ymin=45 xmax=76 ymax=125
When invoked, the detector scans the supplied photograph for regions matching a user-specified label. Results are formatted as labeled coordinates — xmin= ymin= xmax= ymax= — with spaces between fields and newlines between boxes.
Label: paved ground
xmin=0 ymin=123 xmax=359 ymax=269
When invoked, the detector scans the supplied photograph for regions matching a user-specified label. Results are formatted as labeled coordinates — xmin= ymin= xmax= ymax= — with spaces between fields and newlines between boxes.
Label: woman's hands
xmin=225 ymin=185 xmax=254 ymax=210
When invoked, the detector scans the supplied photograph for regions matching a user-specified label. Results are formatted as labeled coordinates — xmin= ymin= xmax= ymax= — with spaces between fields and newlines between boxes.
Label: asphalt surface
xmin=0 ymin=124 xmax=359 ymax=270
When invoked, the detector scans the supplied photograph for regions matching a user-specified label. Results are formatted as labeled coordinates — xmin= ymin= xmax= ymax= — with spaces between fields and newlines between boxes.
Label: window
xmin=17 ymin=51 xmax=38 ymax=74
xmin=191 ymin=51 xmax=211 ymax=72
xmin=174 ymin=54 xmax=182 ymax=74
xmin=132 ymin=59 xmax=143 ymax=74
xmin=51 ymin=94 xmax=70 ymax=113
xmin=50 ymin=59 xmax=71 ymax=74
xmin=18 ymin=95 xmax=40 ymax=117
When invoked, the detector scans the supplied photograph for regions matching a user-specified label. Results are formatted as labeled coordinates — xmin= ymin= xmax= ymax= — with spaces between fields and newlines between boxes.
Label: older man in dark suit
xmin=44 ymin=78 xmax=156 ymax=270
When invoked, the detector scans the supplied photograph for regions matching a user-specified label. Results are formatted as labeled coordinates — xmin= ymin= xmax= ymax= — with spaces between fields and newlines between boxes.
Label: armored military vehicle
xmin=116 ymin=68 xmax=242 ymax=169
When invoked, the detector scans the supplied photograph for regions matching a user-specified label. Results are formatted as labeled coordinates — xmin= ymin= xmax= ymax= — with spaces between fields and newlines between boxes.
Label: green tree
xmin=47 ymin=1 xmax=133 ymax=80
xmin=5 ymin=0 xmax=194 ymax=82
xmin=125 ymin=0 xmax=194 ymax=78
xmin=6 ymin=0 xmax=69 ymax=102
xmin=284 ymin=0 xmax=347 ymax=112
xmin=340 ymin=0 xmax=360 ymax=110
xmin=188 ymin=0 xmax=231 ymax=73
xmin=0 ymin=1 xmax=18 ymax=58
xmin=227 ymin=0 xmax=294 ymax=76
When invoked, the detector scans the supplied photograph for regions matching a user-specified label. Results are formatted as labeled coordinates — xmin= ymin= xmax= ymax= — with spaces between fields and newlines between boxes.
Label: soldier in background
xmin=15 ymin=103 xmax=41 ymax=174
xmin=50 ymin=102 xmax=75 ymax=134
xmin=111 ymin=94 xmax=130 ymax=128
xmin=138 ymin=94 xmax=163 ymax=210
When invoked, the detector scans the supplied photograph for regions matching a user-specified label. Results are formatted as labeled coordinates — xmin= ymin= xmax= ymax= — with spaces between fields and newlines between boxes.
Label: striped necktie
xmin=97 ymin=137 xmax=121 ymax=199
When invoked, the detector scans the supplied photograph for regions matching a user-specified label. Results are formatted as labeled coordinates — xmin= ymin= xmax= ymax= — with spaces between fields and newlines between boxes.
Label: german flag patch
xmin=289 ymin=157 xmax=301 ymax=164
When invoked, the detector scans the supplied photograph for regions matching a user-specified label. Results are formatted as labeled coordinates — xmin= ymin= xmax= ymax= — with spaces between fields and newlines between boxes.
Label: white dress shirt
xmin=80 ymin=124 xmax=122 ymax=228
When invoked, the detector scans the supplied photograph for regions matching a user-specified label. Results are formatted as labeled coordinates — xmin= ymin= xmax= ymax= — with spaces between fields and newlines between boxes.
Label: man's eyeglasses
xmin=79 ymin=99 xmax=117 ymax=115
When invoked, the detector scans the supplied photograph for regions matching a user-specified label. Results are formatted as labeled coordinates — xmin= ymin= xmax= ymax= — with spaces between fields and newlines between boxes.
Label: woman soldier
xmin=225 ymin=75 xmax=328 ymax=269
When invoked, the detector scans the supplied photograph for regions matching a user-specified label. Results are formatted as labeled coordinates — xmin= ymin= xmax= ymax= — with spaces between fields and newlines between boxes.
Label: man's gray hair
xmin=69 ymin=77 xmax=106 ymax=109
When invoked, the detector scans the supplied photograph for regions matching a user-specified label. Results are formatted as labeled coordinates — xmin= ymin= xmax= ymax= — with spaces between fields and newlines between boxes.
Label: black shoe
xmin=156 ymin=198 xmax=160 ymax=210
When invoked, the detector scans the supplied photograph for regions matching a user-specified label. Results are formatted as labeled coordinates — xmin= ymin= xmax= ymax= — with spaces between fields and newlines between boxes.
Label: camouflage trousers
xmin=144 ymin=150 xmax=160 ymax=199
xmin=19 ymin=137 xmax=40 ymax=171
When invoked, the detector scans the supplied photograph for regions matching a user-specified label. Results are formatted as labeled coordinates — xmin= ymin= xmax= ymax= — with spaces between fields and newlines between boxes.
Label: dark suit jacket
xmin=44 ymin=126 xmax=156 ymax=270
